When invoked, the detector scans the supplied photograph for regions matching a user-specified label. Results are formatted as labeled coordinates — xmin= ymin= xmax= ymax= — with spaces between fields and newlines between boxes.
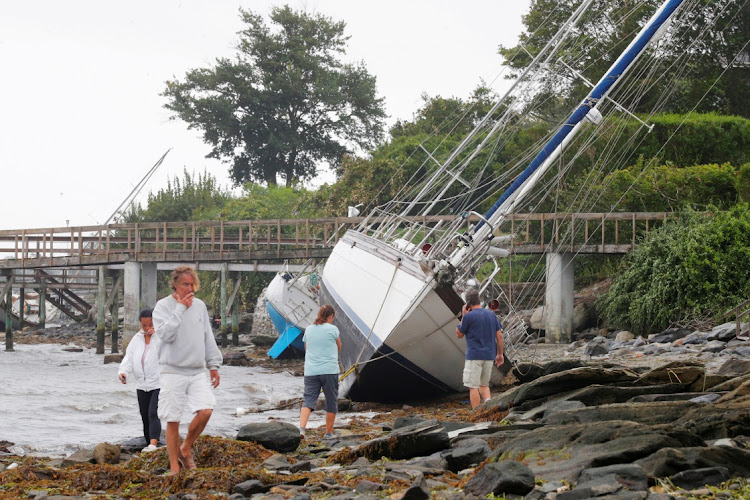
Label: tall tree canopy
xmin=163 ymin=5 xmax=386 ymax=187
xmin=498 ymin=0 xmax=750 ymax=119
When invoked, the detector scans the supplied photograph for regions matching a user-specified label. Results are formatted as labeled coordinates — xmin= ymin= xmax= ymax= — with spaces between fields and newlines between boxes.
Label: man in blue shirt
xmin=456 ymin=289 xmax=504 ymax=409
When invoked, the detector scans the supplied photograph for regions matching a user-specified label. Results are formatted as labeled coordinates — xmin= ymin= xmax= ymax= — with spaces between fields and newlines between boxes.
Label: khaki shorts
xmin=158 ymin=372 xmax=215 ymax=423
xmin=463 ymin=359 xmax=493 ymax=389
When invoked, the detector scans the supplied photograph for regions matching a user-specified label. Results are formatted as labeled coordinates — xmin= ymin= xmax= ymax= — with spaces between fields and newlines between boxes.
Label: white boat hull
xmin=322 ymin=230 xmax=508 ymax=402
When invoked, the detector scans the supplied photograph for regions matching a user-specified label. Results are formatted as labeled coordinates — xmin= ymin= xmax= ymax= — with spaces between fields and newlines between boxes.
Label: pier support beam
xmin=140 ymin=263 xmax=157 ymax=310
xmin=18 ymin=288 xmax=25 ymax=332
xmin=544 ymin=252 xmax=575 ymax=343
xmin=38 ymin=280 xmax=46 ymax=329
xmin=110 ymin=275 xmax=119 ymax=354
xmin=123 ymin=261 xmax=141 ymax=351
xmin=220 ymin=263 xmax=228 ymax=348
xmin=96 ymin=266 xmax=106 ymax=354
xmin=231 ymin=272 xmax=241 ymax=346
xmin=4 ymin=283 xmax=12 ymax=352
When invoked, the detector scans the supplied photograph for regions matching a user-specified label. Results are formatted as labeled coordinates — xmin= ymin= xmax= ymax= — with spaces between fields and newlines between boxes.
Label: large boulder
xmin=489 ymin=420 xmax=704 ymax=482
xmin=348 ymin=420 xmax=449 ymax=461
xmin=632 ymin=361 xmax=705 ymax=386
xmin=541 ymin=401 xmax=702 ymax=426
xmin=236 ymin=421 xmax=301 ymax=453
xmin=486 ymin=366 xmax=638 ymax=411
xmin=464 ymin=461 xmax=535 ymax=497
xmin=635 ymin=446 xmax=750 ymax=478
xmin=441 ymin=438 xmax=490 ymax=472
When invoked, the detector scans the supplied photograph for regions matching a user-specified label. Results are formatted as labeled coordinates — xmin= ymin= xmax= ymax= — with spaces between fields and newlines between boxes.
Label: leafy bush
xmin=602 ymin=160 xmax=739 ymax=212
xmin=597 ymin=204 xmax=750 ymax=335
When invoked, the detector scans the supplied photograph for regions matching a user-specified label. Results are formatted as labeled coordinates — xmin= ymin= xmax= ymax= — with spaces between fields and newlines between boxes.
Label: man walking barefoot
xmin=456 ymin=289 xmax=504 ymax=409
xmin=153 ymin=267 xmax=222 ymax=475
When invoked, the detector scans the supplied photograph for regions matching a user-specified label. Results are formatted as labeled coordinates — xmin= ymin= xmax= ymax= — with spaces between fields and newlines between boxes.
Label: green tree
xmin=162 ymin=5 xmax=386 ymax=187
xmin=499 ymin=0 xmax=750 ymax=118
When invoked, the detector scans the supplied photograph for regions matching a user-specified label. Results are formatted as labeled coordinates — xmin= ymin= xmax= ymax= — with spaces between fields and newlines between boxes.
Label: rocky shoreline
xmin=1 ymin=321 xmax=749 ymax=499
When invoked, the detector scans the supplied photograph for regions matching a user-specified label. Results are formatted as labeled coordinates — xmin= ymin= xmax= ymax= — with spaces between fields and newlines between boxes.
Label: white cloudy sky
xmin=0 ymin=0 xmax=530 ymax=230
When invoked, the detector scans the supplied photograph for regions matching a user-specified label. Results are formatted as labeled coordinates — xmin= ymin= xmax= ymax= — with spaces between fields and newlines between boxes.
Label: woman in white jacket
xmin=118 ymin=309 xmax=161 ymax=452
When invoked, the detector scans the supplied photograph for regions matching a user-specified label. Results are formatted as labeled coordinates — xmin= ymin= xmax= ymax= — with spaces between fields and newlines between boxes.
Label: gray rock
xmin=355 ymin=480 xmax=385 ymax=493
xmin=62 ymin=448 xmax=95 ymax=466
xmin=261 ymin=454 xmax=291 ymax=471
xmin=701 ymin=340 xmax=727 ymax=353
xmin=616 ymin=331 xmax=635 ymax=342
xmin=236 ymin=421 xmax=301 ymax=453
xmin=102 ymin=353 xmax=123 ymax=364
xmin=648 ymin=328 xmax=691 ymax=344
xmin=402 ymin=473 xmax=430 ymax=500
xmin=491 ymin=420 xmax=703 ymax=482
xmin=487 ymin=366 xmax=637 ymax=411
xmin=350 ymin=420 xmax=449 ymax=461
xmin=233 ymin=479 xmax=266 ymax=496
xmin=733 ymin=345 xmax=750 ymax=357
xmin=578 ymin=464 xmax=649 ymax=491
xmin=584 ymin=336 xmax=610 ymax=356
xmin=632 ymin=336 xmax=646 ymax=347
xmin=683 ymin=331 xmax=711 ymax=345
xmin=708 ymin=322 xmax=737 ymax=342
xmin=556 ymin=475 xmax=623 ymax=499
xmin=442 ymin=441 xmax=490 ymax=472
xmin=716 ymin=358 xmax=750 ymax=377
xmin=669 ymin=466 xmax=731 ymax=489
xmin=223 ymin=351 xmax=250 ymax=366
xmin=636 ymin=447 xmax=750 ymax=478
xmin=93 ymin=442 xmax=120 ymax=465
xmin=541 ymin=401 xmax=701 ymax=426
xmin=464 ymin=461 xmax=535 ymax=497
xmin=688 ymin=393 xmax=723 ymax=404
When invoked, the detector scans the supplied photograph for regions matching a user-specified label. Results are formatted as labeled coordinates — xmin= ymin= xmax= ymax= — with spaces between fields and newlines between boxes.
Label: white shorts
xmin=463 ymin=359 xmax=493 ymax=389
xmin=157 ymin=372 xmax=215 ymax=423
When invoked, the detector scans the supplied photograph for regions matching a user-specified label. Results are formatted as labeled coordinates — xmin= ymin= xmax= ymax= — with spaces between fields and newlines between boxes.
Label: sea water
xmin=0 ymin=343 xmax=345 ymax=457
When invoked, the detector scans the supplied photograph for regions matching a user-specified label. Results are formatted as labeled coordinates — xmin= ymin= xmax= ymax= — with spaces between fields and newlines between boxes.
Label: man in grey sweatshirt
xmin=153 ymin=266 xmax=222 ymax=475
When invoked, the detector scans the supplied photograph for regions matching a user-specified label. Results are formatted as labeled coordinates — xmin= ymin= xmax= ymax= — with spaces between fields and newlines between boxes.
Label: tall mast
xmin=449 ymin=0 xmax=685 ymax=268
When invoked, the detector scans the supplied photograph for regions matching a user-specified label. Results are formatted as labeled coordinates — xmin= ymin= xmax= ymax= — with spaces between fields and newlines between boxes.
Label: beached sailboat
xmin=266 ymin=263 xmax=322 ymax=358
xmin=321 ymin=0 xmax=728 ymax=401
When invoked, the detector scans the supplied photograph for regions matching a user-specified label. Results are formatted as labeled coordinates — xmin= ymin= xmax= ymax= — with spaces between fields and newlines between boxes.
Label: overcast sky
xmin=0 ymin=0 xmax=530 ymax=230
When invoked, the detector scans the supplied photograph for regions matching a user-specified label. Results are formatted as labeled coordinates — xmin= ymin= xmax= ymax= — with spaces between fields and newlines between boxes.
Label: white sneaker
xmin=299 ymin=427 xmax=306 ymax=438
xmin=141 ymin=444 xmax=158 ymax=453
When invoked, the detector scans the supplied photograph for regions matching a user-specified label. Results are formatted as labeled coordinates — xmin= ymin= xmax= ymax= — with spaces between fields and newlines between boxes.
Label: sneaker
xmin=299 ymin=427 xmax=306 ymax=438
xmin=141 ymin=444 xmax=158 ymax=453
xmin=323 ymin=432 xmax=336 ymax=439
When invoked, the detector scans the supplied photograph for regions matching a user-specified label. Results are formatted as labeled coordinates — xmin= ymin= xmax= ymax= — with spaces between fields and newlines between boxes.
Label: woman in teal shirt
xmin=299 ymin=304 xmax=342 ymax=439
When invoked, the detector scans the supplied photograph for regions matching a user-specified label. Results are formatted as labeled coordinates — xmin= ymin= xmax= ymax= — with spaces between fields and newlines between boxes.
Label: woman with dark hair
xmin=299 ymin=304 xmax=342 ymax=439
xmin=118 ymin=309 xmax=162 ymax=452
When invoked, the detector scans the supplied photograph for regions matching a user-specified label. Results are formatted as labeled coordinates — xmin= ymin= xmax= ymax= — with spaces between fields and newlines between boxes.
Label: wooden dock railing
xmin=0 ymin=212 xmax=673 ymax=269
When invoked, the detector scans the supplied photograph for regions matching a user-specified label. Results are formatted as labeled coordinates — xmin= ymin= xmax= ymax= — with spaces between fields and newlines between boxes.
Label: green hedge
xmin=597 ymin=204 xmax=750 ymax=335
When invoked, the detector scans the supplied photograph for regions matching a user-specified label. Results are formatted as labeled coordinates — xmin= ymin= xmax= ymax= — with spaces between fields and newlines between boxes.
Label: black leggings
xmin=136 ymin=388 xmax=161 ymax=445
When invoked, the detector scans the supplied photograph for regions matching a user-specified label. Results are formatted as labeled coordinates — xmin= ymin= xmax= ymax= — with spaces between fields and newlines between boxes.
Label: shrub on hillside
xmin=597 ymin=204 xmax=750 ymax=335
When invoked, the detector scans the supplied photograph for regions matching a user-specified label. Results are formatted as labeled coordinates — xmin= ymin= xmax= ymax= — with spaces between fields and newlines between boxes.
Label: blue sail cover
xmin=266 ymin=300 xmax=305 ymax=359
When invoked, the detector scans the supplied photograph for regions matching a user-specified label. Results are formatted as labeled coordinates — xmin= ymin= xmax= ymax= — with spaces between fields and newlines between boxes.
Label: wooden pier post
xmin=5 ymin=285 xmax=13 ymax=351
xmin=18 ymin=288 xmax=25 ymax=331
xmin=38 ymin=279 xmax=46 ymax=329
xmin=231 ymin=272 xmax=240 ymax=346
xmin=110 ymin=282 xmax=119 ymax=354
xmin=96 ymin=266 xmax=106 ymax=354
xmin=220 ymin=263 xmax=228 ymax=348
